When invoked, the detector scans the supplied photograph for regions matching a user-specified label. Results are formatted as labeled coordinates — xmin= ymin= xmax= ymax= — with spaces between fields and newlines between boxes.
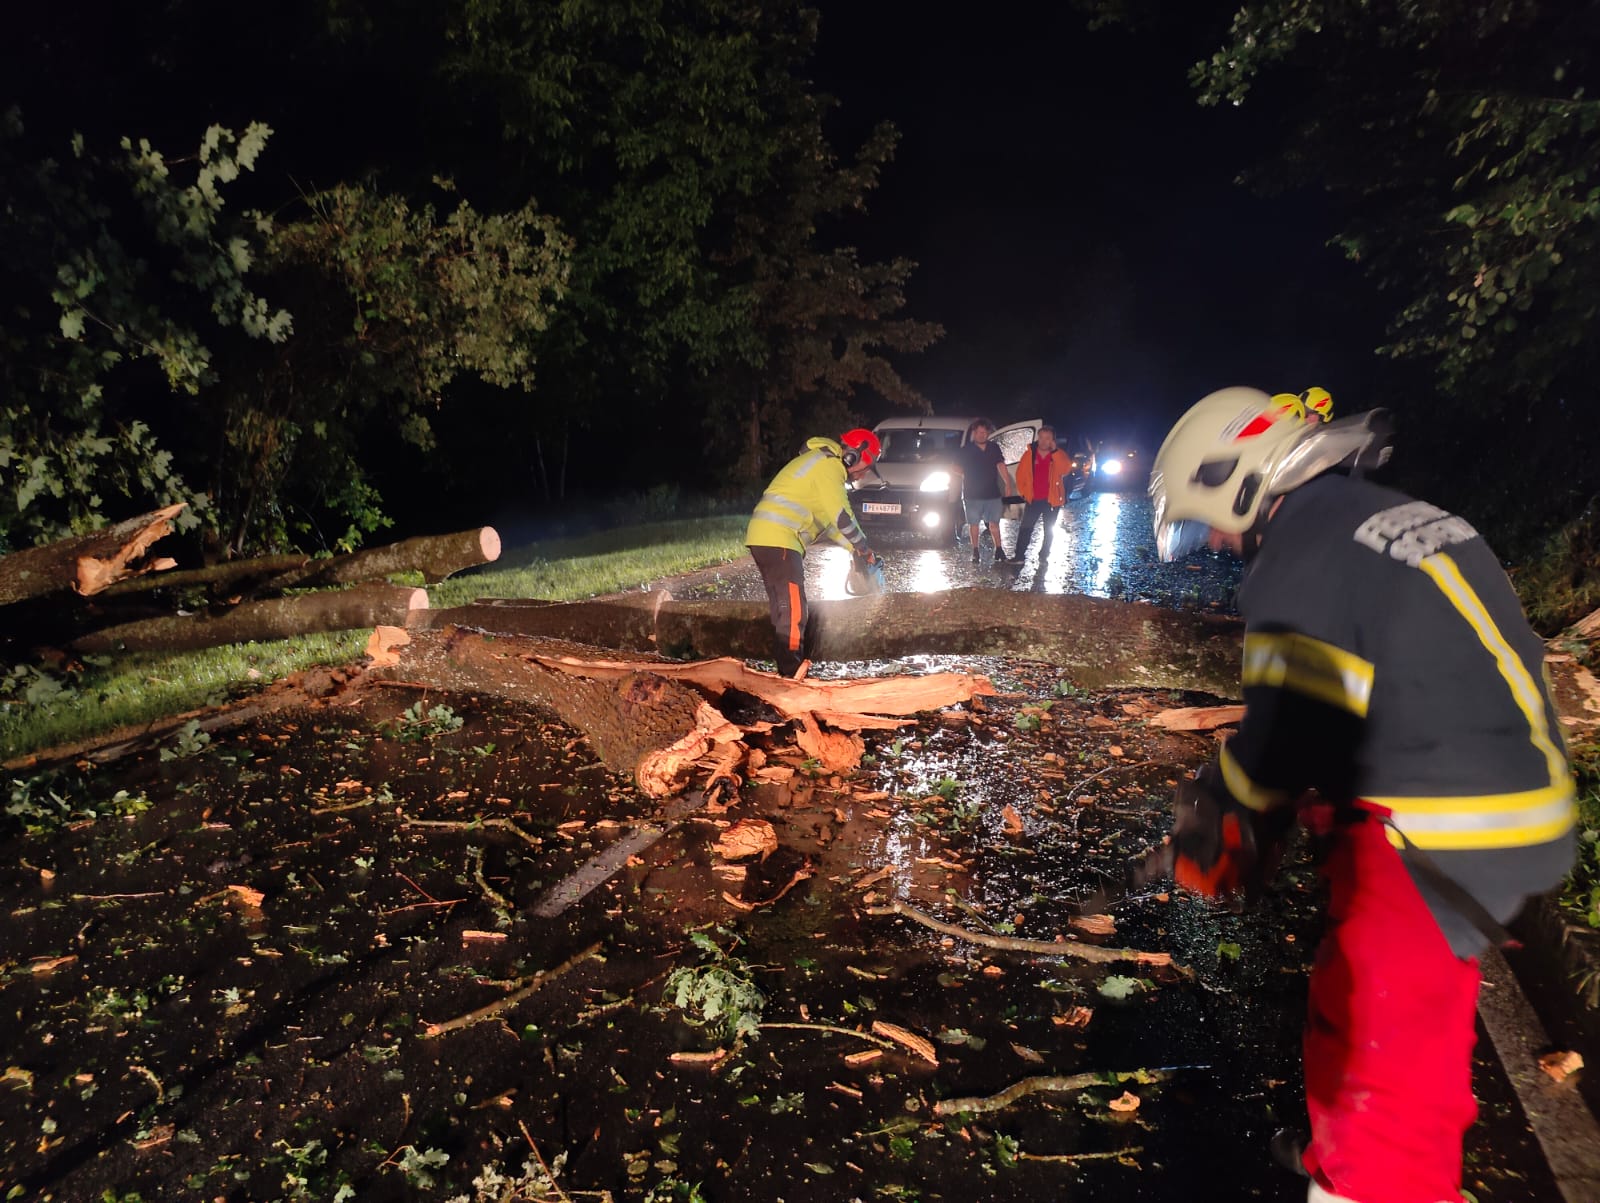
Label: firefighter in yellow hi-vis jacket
xmin=1149 ymin=387 xmax=1574 ymax=1203
xmin=745 ymin=430 xmax=882 ymax=677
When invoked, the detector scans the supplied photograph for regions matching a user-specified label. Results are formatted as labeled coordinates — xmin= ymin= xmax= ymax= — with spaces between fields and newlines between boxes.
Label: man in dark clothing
xmin=956 ymin=419 xmax=1013 ymax=564
xmin=1150 ymin=387 xmax=1574 ymax=1203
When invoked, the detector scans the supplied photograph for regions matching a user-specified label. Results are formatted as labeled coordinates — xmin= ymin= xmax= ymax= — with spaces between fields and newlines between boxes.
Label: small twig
xmin=469 ymin=847 xmax=513 ymax=913
xmin=865 ymin=899 xmax=1176 ymax=968
xmin=422 ymin=942 xmax=603 ymax=1037
xmin=518 ymin=1119 xmax=573 ymax=1203
xmin=70 ymin=892 xmax=166 ymax=901
xmin=310 ymin=798 xmax=376 ymax=815
xmin=935 ymin=1068 xmax=1174 ymax=1116
xmin=1017 ymin=1146 xmax=1144 ymax=1165
xmin=400 ymin=811 xmax=545 ymax=850
xmin=1060 ymin=759 xmax=1159 ymax=802
xmin=759 ymin=1022 xmax=897 ymax=1050
xmin=128 ymin=1063 xmax=164 ymax=1105
xmin=723 ymin=861 xmax=814 ymax=911
xmin=396 ymin=871 xmax=448 ymax=904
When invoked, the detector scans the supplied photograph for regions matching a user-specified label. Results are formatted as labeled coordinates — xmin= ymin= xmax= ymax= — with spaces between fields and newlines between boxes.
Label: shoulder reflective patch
xmin=1418 ymin=552 xmax=1571 ymax=792
xmin=1242 ymin=631 xmax=1375 ymax=716
xmin=1354 ymin=501 xmax=1478 ymax=566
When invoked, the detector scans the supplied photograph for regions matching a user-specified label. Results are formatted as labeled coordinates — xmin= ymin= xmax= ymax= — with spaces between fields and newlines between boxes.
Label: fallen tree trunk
xmin=70 ymin=584 xmax=429 ymax=654
xmin=370 ymin=626 xmax=995 ymax=794
xmin=426 ymin=588 xmax=1244 ymax=696
xmin=266 ymin=527 xmax=502 ymax=591
xmin=100 ymin=553 xmax=313 ymax=599
xmin=0 ymin=504 xmax=185 ymax=605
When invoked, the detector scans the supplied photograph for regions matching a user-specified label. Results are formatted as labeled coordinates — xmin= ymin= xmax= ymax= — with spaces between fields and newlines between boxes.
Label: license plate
xmin=861 ymin=502 xmax=902 ymax=515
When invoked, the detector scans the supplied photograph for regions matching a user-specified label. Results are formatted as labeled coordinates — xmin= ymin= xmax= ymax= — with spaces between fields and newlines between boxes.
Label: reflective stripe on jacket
xmin=1220 ymin=475 xmax=1574 ymax=868
xmin=1016 ymin=447 xmax=1072 ymax=507
xmin=745 ymin=438 xmax=870 ymax=556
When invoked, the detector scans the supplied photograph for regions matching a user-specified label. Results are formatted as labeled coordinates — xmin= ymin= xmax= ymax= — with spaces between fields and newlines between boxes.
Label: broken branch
xmin=422 ymin=942 xmax=603 ymax=1038
xmin=934 ymin=1068 xmax=1174 ymax=1116
xmin=864 ymin=899 xmax=1175 ymax=968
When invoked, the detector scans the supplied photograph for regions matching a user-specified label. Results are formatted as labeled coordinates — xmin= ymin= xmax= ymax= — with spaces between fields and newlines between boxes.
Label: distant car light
xmin=921 ymin=511 xmax=941 ymax=529
xmin=1100 ymin=458 xmax=1123 ymax=476
xmin=919 ymin=471 xmax=951 ymax=493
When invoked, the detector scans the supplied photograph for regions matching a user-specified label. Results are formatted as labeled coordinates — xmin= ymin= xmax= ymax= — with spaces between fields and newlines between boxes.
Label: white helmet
xmin=1149 ymin=386 xmax=1393 ymax=561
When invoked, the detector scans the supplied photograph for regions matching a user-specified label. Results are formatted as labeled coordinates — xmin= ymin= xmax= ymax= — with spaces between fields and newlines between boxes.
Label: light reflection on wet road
xmin=813 ymin=490 xmax=1243 ymax=611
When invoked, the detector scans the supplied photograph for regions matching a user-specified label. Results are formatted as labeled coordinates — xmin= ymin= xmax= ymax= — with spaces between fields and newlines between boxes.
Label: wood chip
xmin=1108 ymin=1091 xmax=1141 ymax=1112
xmin=1539 ymin=1050 xmax=1584 ymax=1083
xmin=1053 ymin=1006 xmax=1094 ymax=1029
xmin=1011 ymin=1043 xmax=1045 ymax=1064
xmin=844 ymin=1049 xmax=883 ymax=1067
xmin=461 ymin=930 xmax=508 ymax=943
xmin=668 ymin=1049 xmax=728 ymax=1065
xmin=1001 ymin=804 xmax=1025 ymax=836
xmin=225 ymin=884 xmax=265 ymax=910
xmin=28 ymin=955 xmax=77 ymax=975
xmin=871 ymin=1021 xmax=938 ymax=1065
xmin=1070 ymin=913 xmax=1117 ymax=937
xmin=828 ymin=1081 xmax=864 ymax=1099
xmin=712 ymin=818 xmax=778 ymax=862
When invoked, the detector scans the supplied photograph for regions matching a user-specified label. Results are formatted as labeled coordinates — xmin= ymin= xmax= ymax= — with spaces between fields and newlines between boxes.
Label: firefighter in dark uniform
xmin=1148 ymin=387 xmax=1575 ymax=1203
xmin=745 ymin=430 xmax=883 ymax=677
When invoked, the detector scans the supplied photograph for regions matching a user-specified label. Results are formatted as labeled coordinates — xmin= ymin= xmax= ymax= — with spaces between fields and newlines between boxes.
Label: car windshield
xmin=877 ymin=428 xmax=964 ymax=464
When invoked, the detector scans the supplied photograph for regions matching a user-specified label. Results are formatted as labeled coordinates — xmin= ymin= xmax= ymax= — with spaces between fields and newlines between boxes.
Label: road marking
xmin=1477 ymin=945 xmax=1600 ymax=1202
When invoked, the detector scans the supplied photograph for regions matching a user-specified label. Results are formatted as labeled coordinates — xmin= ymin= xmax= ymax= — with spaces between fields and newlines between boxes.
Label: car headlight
xmin=919 ymin=470 xmax=951 ymax=493
xmin=1100 ymin=459 xmax=1123 ymax=476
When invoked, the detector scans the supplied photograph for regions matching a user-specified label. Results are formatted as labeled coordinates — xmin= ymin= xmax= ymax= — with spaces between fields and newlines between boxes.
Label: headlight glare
xmin=919 ymin=470 xmax=951 ymax=493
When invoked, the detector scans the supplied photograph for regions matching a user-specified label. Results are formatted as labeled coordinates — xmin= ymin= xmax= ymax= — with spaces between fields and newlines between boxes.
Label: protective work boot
xmin=971 ymin=547 xmax=981 ymax=564
xmin=993 ymin=548 xmax=1008 ymax=563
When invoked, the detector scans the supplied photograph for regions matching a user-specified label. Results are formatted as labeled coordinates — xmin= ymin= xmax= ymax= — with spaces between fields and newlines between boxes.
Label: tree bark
xmin=70 ymin=584 xmax=429 ymax=654
xmin=370 ymin=625 xmax=717 ymax=795
xmin=265 ymin=527 xmax=502 ymax=590
xmin=0 ymin=504 xmax=185 ymax=605
xmin=425 ymin=588 xmax=1245 ymax=696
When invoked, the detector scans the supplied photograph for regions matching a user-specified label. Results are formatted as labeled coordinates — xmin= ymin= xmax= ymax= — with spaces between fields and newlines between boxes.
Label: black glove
xmin=1170 ymin=765 xmax=1291 ymax=898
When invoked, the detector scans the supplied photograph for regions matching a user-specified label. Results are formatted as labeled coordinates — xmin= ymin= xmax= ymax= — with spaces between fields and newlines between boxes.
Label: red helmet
xmin=840 ymin=427 xmax=881 ymax=469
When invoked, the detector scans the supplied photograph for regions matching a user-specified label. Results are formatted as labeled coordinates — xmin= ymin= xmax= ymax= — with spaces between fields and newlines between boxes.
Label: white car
xmin=850 ymin=415 xmax=1041 ymax=545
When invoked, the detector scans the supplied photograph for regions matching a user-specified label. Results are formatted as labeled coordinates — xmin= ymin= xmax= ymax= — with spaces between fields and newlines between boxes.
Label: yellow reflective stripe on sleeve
xmin=1418 ymin=553 xmax=1571 ymax=791
xmin=1241 ymin=632 xmax=1374 ymax=717
xmin=1377 ymin=791 xmax=1576 ymax=850
xmin=1219 ymin=742 xmax=1292 ymax=813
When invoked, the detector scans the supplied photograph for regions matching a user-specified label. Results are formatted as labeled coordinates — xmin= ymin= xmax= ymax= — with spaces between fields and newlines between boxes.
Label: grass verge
xmin=1 ymin=516 xmax=750 ymax=761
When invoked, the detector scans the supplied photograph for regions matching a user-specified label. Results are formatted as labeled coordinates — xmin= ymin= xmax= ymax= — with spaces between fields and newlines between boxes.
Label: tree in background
xmin=706 ymin=95 xmax=943 ymax=484
xmin=1086 ymin=0 xmax=1600 ymax=552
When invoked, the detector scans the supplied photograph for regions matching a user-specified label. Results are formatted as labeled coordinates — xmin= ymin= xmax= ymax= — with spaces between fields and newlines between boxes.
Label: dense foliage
xmin=1087 ymin=0 xmax=1600 ymax=555
xmin=0 ymin=1 xmax=936 ymax=553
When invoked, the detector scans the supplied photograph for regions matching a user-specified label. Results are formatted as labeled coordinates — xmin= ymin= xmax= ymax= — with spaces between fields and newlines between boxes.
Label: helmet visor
xmin=1156 ymin=518 xmax=1212 ymax=562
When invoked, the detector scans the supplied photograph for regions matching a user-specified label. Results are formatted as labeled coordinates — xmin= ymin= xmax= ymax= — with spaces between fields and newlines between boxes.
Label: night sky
xmin=811 ymin=6 xmax=1397 ymax=450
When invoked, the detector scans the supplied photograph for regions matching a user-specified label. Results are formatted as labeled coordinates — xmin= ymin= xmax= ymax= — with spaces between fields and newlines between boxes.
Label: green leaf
xmin=1098 ymin=975 xmax=1144 ymax=1001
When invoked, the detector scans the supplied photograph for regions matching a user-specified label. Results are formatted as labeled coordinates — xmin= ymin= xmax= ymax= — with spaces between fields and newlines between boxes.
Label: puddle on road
xmin=0 ymin=669 xmax=1560 ymax=1201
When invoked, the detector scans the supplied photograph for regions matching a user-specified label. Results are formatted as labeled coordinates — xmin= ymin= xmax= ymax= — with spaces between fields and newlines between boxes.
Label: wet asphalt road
xmin=688 ymin=489 xmax=1243 ymax=612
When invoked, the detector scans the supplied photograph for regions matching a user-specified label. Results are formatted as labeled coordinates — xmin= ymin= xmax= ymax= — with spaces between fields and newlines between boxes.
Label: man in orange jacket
xmin=1011 ymin=425 xmax=1073 ymax=566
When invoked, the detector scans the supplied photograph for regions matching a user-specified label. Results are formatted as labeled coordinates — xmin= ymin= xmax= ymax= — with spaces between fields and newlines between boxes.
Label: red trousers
xmin=1299 ymin=811 xmax=1481 ymax=1203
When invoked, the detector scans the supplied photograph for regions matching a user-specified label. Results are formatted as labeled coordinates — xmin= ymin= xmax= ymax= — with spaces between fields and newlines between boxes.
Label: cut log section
xmin=0 ymin=504 xmax=185 ymax=605
xmin=70 ymin=584 xmax=429 ymax=654
xmin=427 ymin=587 xmax=1243 ymax=696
